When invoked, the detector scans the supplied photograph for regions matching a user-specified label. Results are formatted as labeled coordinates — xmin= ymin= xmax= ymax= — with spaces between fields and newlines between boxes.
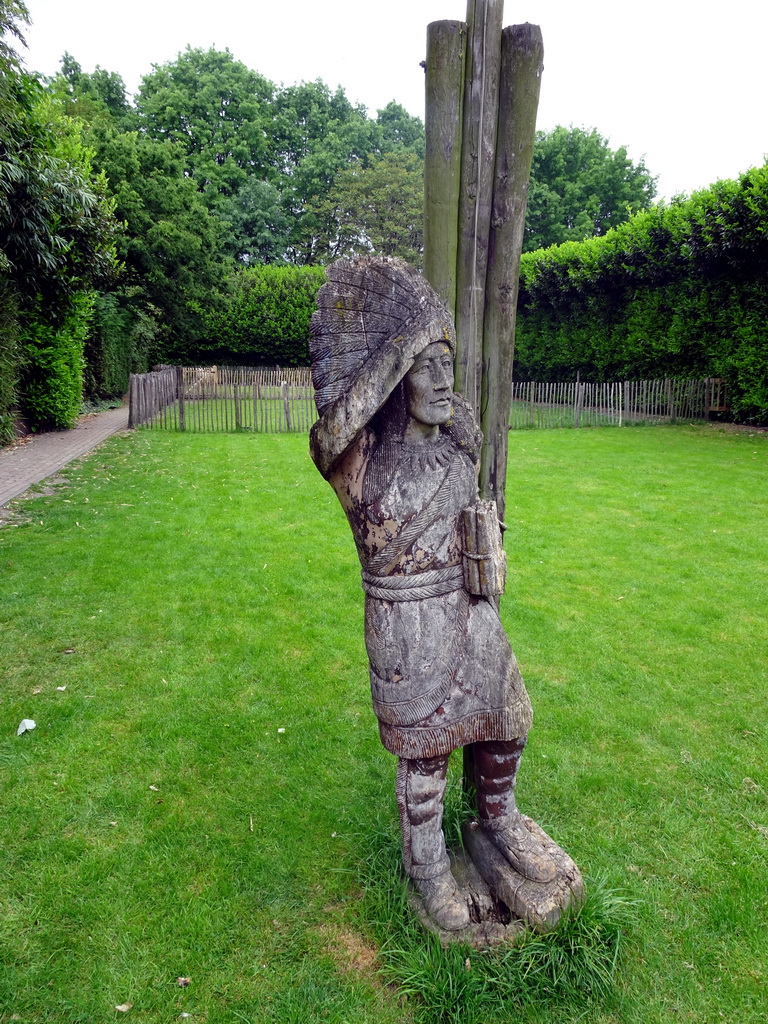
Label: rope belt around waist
xmin=361 ymin=563 xmax=464 ymax=602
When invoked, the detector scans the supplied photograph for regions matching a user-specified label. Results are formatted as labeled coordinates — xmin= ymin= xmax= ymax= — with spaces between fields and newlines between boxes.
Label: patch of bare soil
xmin=316 ymin=923 xmax=380 ymax=976
xmin=702 ymin=421 xmax=768 ymax=436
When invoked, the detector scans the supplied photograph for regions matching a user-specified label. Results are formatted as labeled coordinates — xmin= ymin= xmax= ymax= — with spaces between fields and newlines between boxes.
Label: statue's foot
xmin=480 ymin=813 xmax=557 ymax=883
xmin=413 ymin=870 xmax=470 ymax=931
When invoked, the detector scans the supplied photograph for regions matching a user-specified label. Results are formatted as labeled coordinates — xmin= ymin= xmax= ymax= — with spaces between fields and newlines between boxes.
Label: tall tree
xmin=524 ymin=125 xmax=657 ymax=251
xmin=136 ymin=47 xmax=274 ymax=208
xmin=267 ymin=80 xmax=379 ymax=263
xmin=58 ymin=53 xmax=137 ymax=130
xmin=218 ymin=178 xmax=290 ymax=264
xmin=85 ymin=122 xmax=225 ymax=357
xmin=305 ymin=149 xmax=424 ymax=265
xmin=375 ymin=101 xmax=425 ymax=158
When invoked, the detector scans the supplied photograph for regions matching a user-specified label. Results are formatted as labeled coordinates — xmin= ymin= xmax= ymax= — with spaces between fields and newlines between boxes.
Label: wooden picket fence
xmin=129 ymin=366 xmax=728 ymax=434
xmin=128 ymin=366 xmax=315 ymax=433
xmin=509 ymin=377 xmax=726 ymax=429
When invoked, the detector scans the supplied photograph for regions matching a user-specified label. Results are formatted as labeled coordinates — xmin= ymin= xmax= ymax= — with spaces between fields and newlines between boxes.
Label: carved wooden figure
xmin=310 ymin=257 xmax=579 ymax=940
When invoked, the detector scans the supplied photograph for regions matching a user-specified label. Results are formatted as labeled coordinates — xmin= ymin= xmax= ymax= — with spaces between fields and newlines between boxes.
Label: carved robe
xmin=331 ymin=425 xmax=533 ymax=760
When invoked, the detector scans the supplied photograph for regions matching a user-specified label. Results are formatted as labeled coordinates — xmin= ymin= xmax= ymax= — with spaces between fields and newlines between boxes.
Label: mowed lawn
xmin=1 ymin=422 xmax=766 ymax=1024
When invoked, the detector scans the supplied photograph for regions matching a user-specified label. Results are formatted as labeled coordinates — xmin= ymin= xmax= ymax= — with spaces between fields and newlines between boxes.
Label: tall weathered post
xmin=479 ymin=23 xmax=544 ymax=521
xmin=424 ymin=20 xmax=466 ymax=317
xmin=424 ymin=0 xmax=545 ymax=806
xmin=453 ymin=0 xmax=503 ymax=415
xmin=424 ymin=1 xmax=543 ymax=519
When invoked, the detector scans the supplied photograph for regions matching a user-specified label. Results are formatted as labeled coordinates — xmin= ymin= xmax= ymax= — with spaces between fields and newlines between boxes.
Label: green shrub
xmin=516 ymin=164 xmax=768 ymax=423
xmin=84 ymin=292 xmax=159 ymax=399
xmin=0 ymin=281 xmax=20 ymax=445
xmin=196 ymin=264 xmax=325 ymax=366
xmin=18 ymin=290 xmax=94 ymax=429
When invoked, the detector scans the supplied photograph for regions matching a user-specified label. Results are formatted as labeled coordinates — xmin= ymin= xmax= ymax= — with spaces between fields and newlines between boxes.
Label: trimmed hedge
xmin=516 ymin=165 xmax=768 ymax=423
xmin=196 ymin=264 xmax=325 ymax=366
xmin=18 ymin=290 xmax=95 ymax=430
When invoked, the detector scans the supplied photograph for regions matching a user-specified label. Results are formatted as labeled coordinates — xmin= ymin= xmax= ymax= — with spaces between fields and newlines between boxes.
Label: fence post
xmin=234 ymin=384 xmax=242 ymax=430
xmin=176 ymin=366 xmax=186 ymax=431
xmin=282 ymin=381 xmax=292 ymax=431
xmin=574 ymin=381 xmax=583 ymax=427
xmin=666 ymin=378 xmax=675 ymax=421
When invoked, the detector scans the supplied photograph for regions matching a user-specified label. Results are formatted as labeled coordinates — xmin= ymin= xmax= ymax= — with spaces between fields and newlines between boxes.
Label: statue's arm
xmin=310 ymin=326 xmax=433 ymax=479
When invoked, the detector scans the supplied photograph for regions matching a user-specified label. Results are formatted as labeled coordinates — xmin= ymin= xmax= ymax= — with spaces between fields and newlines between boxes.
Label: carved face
xmin=404 ymin=342 xmax=454 ymax=426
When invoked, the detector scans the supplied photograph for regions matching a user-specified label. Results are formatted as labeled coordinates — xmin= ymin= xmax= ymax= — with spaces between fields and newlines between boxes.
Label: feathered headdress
xmin=309 ymin=255 xmax=455 ymax=415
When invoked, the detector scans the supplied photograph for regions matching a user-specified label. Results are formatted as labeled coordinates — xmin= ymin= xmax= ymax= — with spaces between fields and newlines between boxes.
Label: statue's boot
xmin=474 ymin=740 xmax=557 ymax=884
xmin=397 ymin=756 xmax=470 ymax=931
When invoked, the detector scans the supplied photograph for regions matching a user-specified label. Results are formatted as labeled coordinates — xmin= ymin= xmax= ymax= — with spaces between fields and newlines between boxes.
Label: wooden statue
xmin=310 ymin=257 xmax=581 ymax=939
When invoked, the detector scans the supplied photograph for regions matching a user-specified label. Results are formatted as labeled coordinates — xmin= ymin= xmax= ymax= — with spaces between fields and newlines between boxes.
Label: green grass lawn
xmin=1 ymin=423 xmax=766 ymax=1023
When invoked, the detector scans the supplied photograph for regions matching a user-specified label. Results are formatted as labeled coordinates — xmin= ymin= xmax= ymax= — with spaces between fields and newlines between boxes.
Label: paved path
xmin=0 ymin=406 xmax=130 ymax=507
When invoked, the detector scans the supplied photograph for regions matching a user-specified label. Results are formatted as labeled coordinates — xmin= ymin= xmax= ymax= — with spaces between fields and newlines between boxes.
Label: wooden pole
xmin=478 ymin=23 xmax=544 ymax=518
xmin=176 ymin=366 xmax=186 ymax=432
xmin=454 ymin=0 xmax=503 ymax=415
xmin=424 ymin=20 xmax=467 ymax=316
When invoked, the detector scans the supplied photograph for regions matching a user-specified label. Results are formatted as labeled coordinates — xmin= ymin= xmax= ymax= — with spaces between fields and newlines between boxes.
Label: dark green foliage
xmin=86 ymin=123 xmax=226 ymax=359
xmin=198 ymin=264 xmax=325 ymax=366
xmin=58 ymin=52 xmax=137 ymax=131
xmin=136 ymin=46 xmax=274 ymax=209
xmin=376 ymin=101 xmax=426 ymax=158
xmin=4 ymin=37 xmax=430 ymax=422
xmin=516 ymin=165 xmax=768 ymax=422
xmin=0 ymin=281 xmax=19 ymax=443
xmin=1 ymin=2 xmax=120 ymax=435
xmin=273 ymin=82 xmax=381 ymax=264
xmin=219 ymin=177 xmax=291 ymax=264
xmin=525 ymin=126 xmax=657 ymax=251
xmin=0 ymin=0 xmax=27 ymax=66
xmin=305 ymin=150 xmax=424 ymax=266
xmin=18 ymin=291 xmax=94 ymax=428
xmin=0 ymin=76 xmax=118 ymax=306
xmin=83 ymin=292 xmax=158 ymax=399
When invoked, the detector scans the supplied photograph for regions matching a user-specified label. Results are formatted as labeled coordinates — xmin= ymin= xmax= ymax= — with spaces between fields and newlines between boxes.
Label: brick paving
xmin=0 ymin=406 xmax=130 ymax=507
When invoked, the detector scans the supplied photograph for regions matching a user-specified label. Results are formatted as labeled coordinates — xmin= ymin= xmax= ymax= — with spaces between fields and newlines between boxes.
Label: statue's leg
xmin=396 ymin=754 xmax=470 ymax=931
xmin=474 ymin=738 xmax=557 ymax=883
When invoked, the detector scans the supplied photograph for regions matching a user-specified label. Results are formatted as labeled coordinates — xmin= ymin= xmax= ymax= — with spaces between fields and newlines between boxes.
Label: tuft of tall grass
xmin=353 ymin=771 xmax=636 ymax=1024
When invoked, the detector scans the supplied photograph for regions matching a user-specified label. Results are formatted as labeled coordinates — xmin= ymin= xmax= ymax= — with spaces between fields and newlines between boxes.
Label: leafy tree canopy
xmin=85 ymin=121 xmax=226 ymax=353
xmin=58 ymin=52 xmax=137 ymax=130
xmin=375 ymin=101 xmax=425 ymax=159
xmin=1 ymin=44 xmax=119 ymax=307
xmin=129 ymin=54 xmax=426 ymax=265
xmin=136 ymin=47 xmax=275 ymax=206
xmin=525 ymin=125 xmax=657 ymax=251
xmin=305 ymin=149 xmax=424 ymax=266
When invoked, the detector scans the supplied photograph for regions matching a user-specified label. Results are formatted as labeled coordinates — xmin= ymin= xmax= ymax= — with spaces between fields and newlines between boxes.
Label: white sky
xmin=19 ymin=0 xmax=768 ymax=201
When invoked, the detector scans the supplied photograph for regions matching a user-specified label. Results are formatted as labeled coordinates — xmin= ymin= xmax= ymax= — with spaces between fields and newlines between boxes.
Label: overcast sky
xmin=19 ymin=0 xmax=768 ymax=201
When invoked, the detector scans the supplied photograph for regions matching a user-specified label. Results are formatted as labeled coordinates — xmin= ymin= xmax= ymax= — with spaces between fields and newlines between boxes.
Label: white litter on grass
xmin=277 ymin=728 xmax=285 ymax=734
xmin=17 ymin=719 xmax=36 ymax=735
xmin=56 ymin=685 xmax=67 ymax=691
